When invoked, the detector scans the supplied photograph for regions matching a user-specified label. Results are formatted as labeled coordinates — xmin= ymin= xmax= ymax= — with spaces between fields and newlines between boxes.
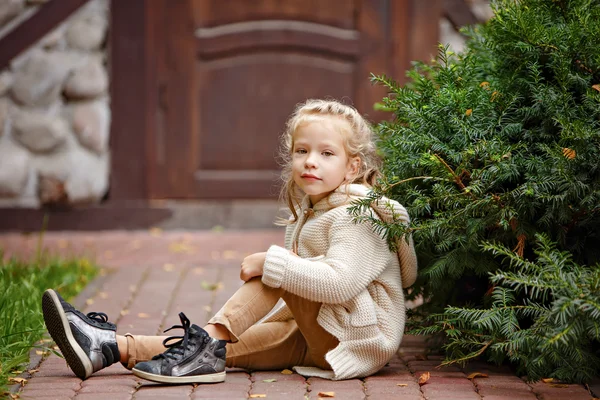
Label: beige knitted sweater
xmin=262 ymin=184 xmax=418 ymax=380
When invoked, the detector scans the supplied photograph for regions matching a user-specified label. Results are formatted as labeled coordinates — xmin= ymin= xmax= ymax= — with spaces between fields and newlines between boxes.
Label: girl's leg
xmin=220 ymin=284 xmax=339 ymax=371
xmin=226 ymin=320 xmax=309 ymax=370
xmin=206 ymin=277 xmax=283 ymax=342
xmin=119 ymin=277 xmax=282 ymax=369
xmin=117 ymin=334 xmax=167 ymax=369
xmin=280 ymin=292 xmax=339 ymax=370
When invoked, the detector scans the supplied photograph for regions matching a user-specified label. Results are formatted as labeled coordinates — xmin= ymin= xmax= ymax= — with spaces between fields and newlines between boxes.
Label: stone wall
xmin=0 ymin=0 xmax=110 ymax=207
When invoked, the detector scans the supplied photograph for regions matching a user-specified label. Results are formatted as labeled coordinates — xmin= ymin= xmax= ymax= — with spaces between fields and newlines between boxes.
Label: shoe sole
xmin=42 ymin=289 xmax=93 ymax=380
xmin=132 ymin=368 xmax=226 ymax=384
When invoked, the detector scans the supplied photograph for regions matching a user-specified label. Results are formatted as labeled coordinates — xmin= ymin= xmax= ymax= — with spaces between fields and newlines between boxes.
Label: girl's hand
xmin=240 ymin=252 xmax=267 ymax=282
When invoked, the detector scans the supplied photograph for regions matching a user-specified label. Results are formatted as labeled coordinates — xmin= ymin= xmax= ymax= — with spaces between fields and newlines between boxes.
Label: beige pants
xmin=123 ymin=278 xmax=339 ymax=371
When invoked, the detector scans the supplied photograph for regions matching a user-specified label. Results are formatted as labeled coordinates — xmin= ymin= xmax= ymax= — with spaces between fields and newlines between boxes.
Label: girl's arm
xmin=261 ymin=212 xmax=390 ymax=304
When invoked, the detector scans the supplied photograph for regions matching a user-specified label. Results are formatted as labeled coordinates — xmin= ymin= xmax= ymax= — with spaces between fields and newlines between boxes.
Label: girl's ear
xmin=346 ymin=157 xmax=360 ymax=180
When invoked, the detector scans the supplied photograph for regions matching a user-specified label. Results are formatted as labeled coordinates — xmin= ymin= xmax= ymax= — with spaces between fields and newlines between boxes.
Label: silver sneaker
xmin=132 ymin=312 xmax=226 ymax=384
xmin=42 ymin=289 xmax=120 ymax=379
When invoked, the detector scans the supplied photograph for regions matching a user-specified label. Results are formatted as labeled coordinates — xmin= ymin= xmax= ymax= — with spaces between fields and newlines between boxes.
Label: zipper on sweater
xmin=292 ymin=208 xmax=314 ymax=254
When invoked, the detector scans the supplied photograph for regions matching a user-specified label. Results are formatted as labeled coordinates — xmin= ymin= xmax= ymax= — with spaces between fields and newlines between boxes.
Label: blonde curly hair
xmin=278 ymin=99 xmax=382 ymax=222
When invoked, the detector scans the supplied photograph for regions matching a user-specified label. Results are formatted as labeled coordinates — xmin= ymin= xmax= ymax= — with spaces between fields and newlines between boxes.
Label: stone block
xmin=71 ymin=98 xmax=110 ymax=154
xmin=0 ymin=0 xmax=25 ymax=26
xmin=63 ymin=57 xmax=108 ymax=99
xmin=0 ymin=71 xmax=13 ymax=96
xmin=0 ymin=137 xmax=30 ymax=197
xmin=66 ymin=9 xmax=107 ymax=50
xmin=12 ymin=109 xmax=69 ymax=153
xmin=11 ymin=49 xmax=73 ymax=106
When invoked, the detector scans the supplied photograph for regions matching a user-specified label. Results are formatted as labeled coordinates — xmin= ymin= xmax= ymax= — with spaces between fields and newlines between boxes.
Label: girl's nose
xmin=304 ymin=153 xmax=317 ymax=168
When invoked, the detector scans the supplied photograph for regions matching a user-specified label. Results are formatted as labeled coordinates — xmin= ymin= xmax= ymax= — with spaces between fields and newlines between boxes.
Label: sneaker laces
xmin=86 ymin=311 xmax=109 ymax=323
xmin=154 ymin=312 xmax=208 ymax=362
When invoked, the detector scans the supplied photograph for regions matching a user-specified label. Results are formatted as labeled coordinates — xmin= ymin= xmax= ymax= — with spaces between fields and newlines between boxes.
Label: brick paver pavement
xmin=1 ymin=230 xmax=598 ymax=399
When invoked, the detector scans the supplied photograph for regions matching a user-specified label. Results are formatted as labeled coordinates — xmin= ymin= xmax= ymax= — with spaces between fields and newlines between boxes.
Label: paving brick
xmin=135 ymin=384 xmax=194 ymax=395
xmin=74 ymin=393 xmax=132 ymax=400
xmin=480 ymin=395 xmax=537 ymax=400
xmin=19 ymin=388 xmax=76 ymax=398
xmin=192 ymin=392 xmax=248 ymax=400
xmin=24 ymin=377 xmax=81 ymax=391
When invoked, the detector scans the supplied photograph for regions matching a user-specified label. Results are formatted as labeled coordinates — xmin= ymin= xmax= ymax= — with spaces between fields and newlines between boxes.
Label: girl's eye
xmin=295 ymin=149 xmax=307 ymax=154
xmin=323 ymin=151 xmax=334 ymax=157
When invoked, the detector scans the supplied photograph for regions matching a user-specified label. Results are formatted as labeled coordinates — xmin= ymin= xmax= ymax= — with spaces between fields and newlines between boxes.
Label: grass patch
xmin=0 ymin=250 xmax=98 ymax=393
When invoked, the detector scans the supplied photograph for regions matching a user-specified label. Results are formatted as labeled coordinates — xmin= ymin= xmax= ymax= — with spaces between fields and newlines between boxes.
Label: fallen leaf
xmin=562 ymin=147 xmax=576 ymax=159
xmin=211 ymin=225 xmax=224 ymax=233
xmin=249 ymin=395 xmax=266 ymax=398
xmin=35 ymin=350 xmax=44 ymax=356
xmin=137 ymin=313 xmax=150 ymax=318
xmin=129 ymin=285 xmax=137 ymax=292
xmin=318 ymin=392 xmax=335 ymax=398
xmin=467 ymin=372 xmax=488 ymax=379
xmin=592 ymin=84 xmax=600 ymax=92
xmin=8 ymin=377 xmax=27 ymax=385
xmin=193 ymin=267 xmax=205 ymax=275
xmin=169 ymin=241 xmax=195 ymax=254
xmin=396 ymin=383 xmax=408 ymax=387
xmin=263 ymin=379 xmax=277 ymax=383
xmin=281 ymin=369 xmax=294 ymax=375
xmin=163 ymin=263 xmax=175 ymax=271
xmin=120 ymin=309 xmax=130 ymax=316
xmin=542 ymin=378 xmax=554 ymax=383
xmin=222 ymin=250 xmax=237 ymax=259
xmin=549 ymin=383 xmax=569 ymax=388
xmin=465 ymin=108 xmax=473 ymax=116
xmin=418 ymin=372 xmax=430 ymax=386
xmin=86 ymin=298 xmax=94 ymax=306
xmin=98 ymin=292 xmax=108 ymax=299
xmin=203 ymin=305 xmax=212 ymax=313
xmin=149 ymin=227 xmax=162 ymax=237
xmin=201 ymin=281 xmax=223 ymax=291
xmin=27 ymin=369 xmax=39 ymax=374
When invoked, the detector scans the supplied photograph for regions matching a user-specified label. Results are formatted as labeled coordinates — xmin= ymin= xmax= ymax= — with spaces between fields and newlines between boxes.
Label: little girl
xmin=42 ymin=99 xmax=418 ymax=384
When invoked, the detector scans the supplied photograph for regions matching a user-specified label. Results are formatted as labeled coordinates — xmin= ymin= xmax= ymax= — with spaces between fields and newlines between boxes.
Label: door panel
xmin=146 ymin=0 xmax=440 ymax=199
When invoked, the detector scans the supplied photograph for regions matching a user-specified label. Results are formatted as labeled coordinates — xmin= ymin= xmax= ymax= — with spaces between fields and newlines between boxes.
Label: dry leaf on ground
xmin=263 ymin=378 xmax=277 ymax=383
xmin=149 ymin=227 xmax=162 ymax=237
xmin=467 ymin=372 xmax=488 ymax=379
xmin=163 ymin=263 xmax=175 ymax=271
xmin=396 ymin=383 xmax=408 ymax=387
xmin=281 ymin=369 xmax=294 ymax=375
xmin=137 ymin=313 xmax=150 ymax=318
xmin=418 ymin=372 xmax=431 ymax=386
xmin=549 ymin=383 xmax=569 ymax=388
xmin=318 ymin=392 xmax=335 ymax=398
xmin=201 ymin=281 xmax=223 ymax=291
xmin=542 ymin=378 xmax=554 ymax=383
xmin=249 ymin=395 xmax=266 ymax=398
xmin=8 ymin=377 xmax=27 ymax=386
xmin=592 ymin=84 xmax=600 ymax=92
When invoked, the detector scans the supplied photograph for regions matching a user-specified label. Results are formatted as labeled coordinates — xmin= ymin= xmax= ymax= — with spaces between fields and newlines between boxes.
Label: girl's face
xmin=291 ymin=117 xmax=359 ymax=205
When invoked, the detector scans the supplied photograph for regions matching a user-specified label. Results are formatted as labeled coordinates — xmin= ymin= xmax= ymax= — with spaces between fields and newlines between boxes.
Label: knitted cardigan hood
xmin=261 ymin=184 xmax=418 ymax=380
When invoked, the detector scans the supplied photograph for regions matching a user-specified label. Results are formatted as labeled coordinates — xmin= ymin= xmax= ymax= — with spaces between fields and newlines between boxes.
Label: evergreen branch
xmin=440 ymin=340 xmax=493 ymax=366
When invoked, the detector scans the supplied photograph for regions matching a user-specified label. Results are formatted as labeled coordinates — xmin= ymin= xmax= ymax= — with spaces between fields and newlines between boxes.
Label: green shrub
xmin=358 ymin=0 xmax=600 ymax=382
xmin=0 ymin=251 xmax=98 ymax=392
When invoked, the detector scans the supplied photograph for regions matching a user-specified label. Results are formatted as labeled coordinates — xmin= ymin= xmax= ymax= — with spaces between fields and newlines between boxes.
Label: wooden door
xmin=145 ymin=0 xmax=440 ymax=199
